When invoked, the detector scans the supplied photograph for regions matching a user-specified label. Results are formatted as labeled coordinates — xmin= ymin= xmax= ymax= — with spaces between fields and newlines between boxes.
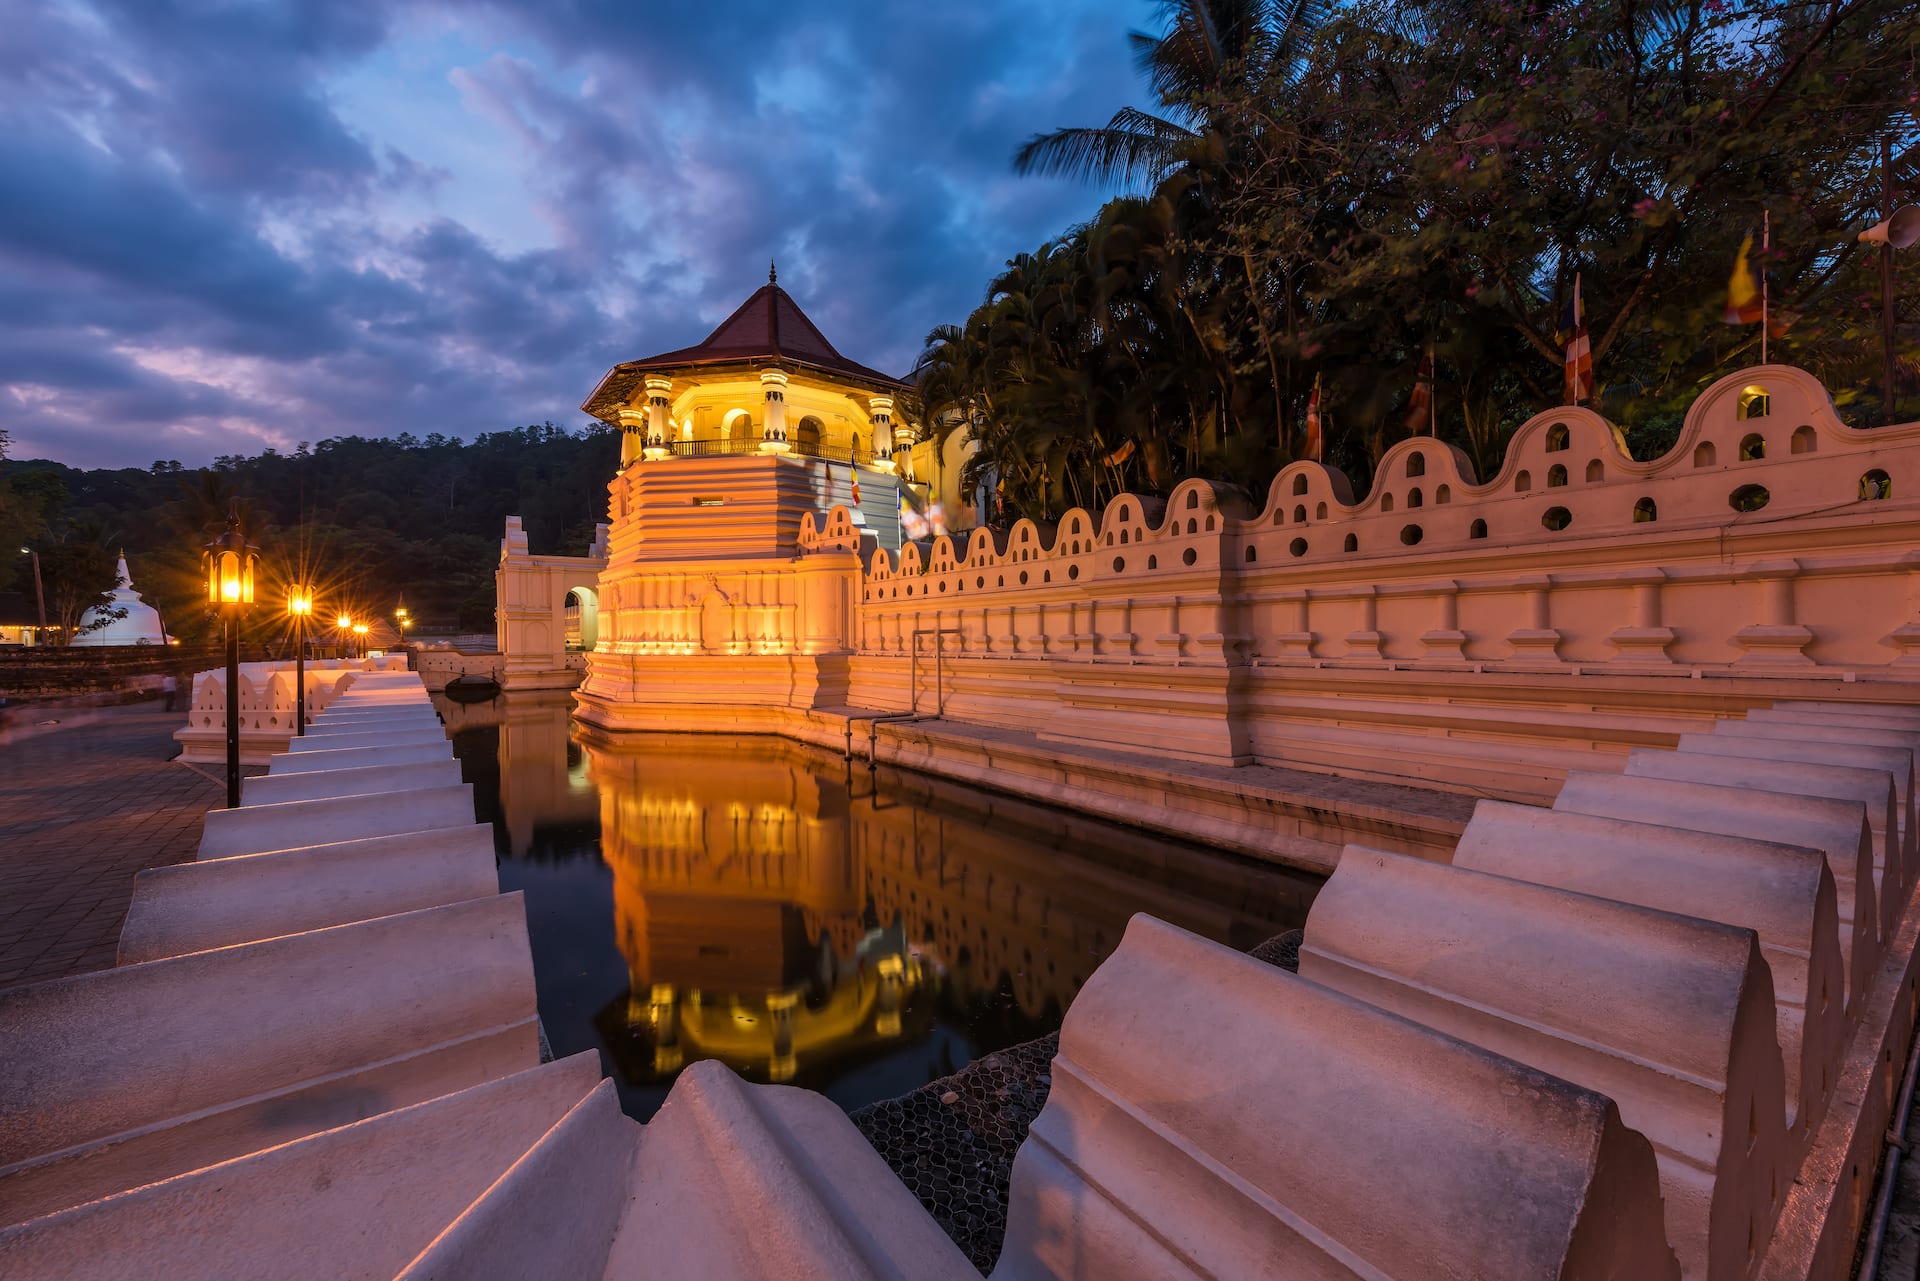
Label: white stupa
xmin=72 ymin=551 xmax=170 ymax=646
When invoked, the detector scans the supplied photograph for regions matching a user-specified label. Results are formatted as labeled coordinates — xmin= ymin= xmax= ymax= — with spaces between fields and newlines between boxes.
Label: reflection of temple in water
xmin=488 ymin=697 xmax=1315 ymax=1092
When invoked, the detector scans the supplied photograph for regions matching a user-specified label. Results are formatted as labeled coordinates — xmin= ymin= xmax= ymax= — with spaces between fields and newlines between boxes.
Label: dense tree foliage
xmin=924 ymin=0 xmax=1917 ymax=521
xmin=6 ymin=425 xmax=618 ymax=645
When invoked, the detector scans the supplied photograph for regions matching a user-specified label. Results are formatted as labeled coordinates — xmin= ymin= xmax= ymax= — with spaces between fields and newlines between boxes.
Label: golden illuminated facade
xmin=487 ymin=701 xmax=1316 ymax=1088
xmin=582 ymin=266 xmax=911 ymax=475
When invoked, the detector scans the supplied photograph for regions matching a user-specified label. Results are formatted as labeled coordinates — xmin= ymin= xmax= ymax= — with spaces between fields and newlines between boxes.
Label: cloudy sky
xmin=2 ymin=0 xmax=1151 ymax=469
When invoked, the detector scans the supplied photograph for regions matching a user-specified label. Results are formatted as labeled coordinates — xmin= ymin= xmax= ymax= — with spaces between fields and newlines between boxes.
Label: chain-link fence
xmin=851 ymin=927 xmax=1304 ymax=1272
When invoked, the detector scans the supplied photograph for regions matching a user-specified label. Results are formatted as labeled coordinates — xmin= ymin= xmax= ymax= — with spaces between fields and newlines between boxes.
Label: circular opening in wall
xmin=1182 ymin=548 xmax=1198 ymax=567
xmin=976 ymin=576 xmax=984 ymax=588
xmin=1112 ymin=557 xmax=1125 ymax=573
xmin=1068 ymin=564 xmax=1080 ymax=580
xmin=1541 ymin=506 xmax=1572 ymax=531
xmin=906 ymin=585 xmax=914 ymax=596
xmin=938 ymin=581 xmax=947 ymax=592
xmin=1730 ymin=484 xmax=1771 ymax=512
xmin=1861 ymin=469 xmax=1892 ymax=501
xmin=1400 ymin=524 xmax=1423 ymax=546
xmin=1289 ymin=537 xmax=1308 ymax=558
xmin=1018 ymin=571 xmax=1028 ymax=585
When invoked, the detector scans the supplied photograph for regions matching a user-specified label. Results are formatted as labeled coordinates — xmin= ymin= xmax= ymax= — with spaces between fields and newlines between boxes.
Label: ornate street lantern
xmin=286 ymin=583 xmax=314 ymax=737
xmin=201 ymin=504 xmax=258 ymax=807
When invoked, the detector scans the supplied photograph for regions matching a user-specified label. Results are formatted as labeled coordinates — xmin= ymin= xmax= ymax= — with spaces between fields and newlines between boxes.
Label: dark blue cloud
xmin=0 ymin=0 xmax=1153 ymax=468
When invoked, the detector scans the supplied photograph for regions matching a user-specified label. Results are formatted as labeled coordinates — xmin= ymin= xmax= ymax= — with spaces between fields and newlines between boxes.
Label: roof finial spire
xmin=769 ymin=259 xmax=777 ymax=286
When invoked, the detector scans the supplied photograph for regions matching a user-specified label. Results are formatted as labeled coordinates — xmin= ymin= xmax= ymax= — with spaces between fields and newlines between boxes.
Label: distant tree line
xmin=2 ymin=424 xmax=619 ymax=645
xmin=918 ymin=0 xmax=1917 ymax=521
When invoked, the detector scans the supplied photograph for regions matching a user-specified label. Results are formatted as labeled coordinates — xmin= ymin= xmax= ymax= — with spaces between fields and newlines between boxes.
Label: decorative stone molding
xmin=1454 ymin=799 xmax=1846 ymax=1164
xmin=1555 ymin=770 xmax=1880 ymax=1017
xmin=1303 ymin=846 xmax=1789 ymax=1281
xmin=997 ymin=914 xmax=1681 ymax=1281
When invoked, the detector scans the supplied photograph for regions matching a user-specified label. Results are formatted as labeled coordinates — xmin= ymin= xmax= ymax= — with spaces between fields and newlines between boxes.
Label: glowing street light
xmin=17 ymin=547 xmax=45 ymax=643
xmin=353 ymin=622 xmax=369 ymax=657
xmin=201 ymin=504 xmax=258 ymax=808
xmin=286 ymin=584 xmax=314 ymax=736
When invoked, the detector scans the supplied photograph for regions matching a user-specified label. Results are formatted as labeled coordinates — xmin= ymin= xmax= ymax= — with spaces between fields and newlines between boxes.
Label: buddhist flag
xmin=1102 ymin=438 xmax=1137 ymax=467
xmin=1404 ymin=346 xmax=1434 ymax=433
xmin=1724 ymin=233 xmax=1763 ymax=325
xmin=850 ymin=466 xmax=861 ymax=506
xmin=1304 ymin=373 xmax=1324 ymax=461
xmin=1563 ymin=273 xmax=1593 ymax=405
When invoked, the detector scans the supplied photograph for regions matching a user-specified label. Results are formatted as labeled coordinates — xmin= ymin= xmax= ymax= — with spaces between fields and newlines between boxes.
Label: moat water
xmin=439 ymin=691 xmax=1321 ymax=1121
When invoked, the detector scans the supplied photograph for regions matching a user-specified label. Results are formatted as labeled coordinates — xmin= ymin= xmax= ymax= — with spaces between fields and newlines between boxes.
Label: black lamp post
xmin=203 ymin=505 xmax=259 ymax=808
xmin=286 ymin=583 xmax=313 ymax=736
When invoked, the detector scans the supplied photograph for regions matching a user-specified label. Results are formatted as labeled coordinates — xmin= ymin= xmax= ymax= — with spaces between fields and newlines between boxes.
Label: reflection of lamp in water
xmin=875 ymin=952 xmax=906 ymax=1038
xmin=767 ymin=991 xmax=799 ymax=1082
xmin=643 ymin=983 xmax=682 ymax=1074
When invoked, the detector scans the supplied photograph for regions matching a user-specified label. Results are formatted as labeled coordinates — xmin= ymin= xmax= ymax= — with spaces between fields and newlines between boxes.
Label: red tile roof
xmin=581 ymin=280 xmax=908 ymax=420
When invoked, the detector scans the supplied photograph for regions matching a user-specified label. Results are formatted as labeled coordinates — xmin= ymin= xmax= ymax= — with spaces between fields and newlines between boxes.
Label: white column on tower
xmin=616 ymin=408 xmax=646 ymax=469
xmin=643 ymin=376 xmax=673 ymax=460
xmin=868 ymin=395 xmax=896 ymax=474
xmin=760 ymin=368 xmax=791 ymax=454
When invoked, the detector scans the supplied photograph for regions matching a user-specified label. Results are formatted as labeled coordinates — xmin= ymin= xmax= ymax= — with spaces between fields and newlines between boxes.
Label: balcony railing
xmin=663 ymin=438 xmax=876 ymax=467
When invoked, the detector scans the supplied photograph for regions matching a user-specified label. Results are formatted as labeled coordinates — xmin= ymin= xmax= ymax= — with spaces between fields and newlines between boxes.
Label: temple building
xmin=71 ymin=552 xmax=169 ymax=646
xmin=581 ymin=268 xmax=914 ymax=538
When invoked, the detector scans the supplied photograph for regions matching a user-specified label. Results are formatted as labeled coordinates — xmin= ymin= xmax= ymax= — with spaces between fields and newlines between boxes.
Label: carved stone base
xmin=1886 ymin=622 xmax=1920 ymax=669
xmin=1506 ymin=627 xmax=1564 ymax=662
xmin=1345 ymin=629 xmax=1385 ymax=660
xmin=1732 ymin=624 xmax=1816 ymax=666
xmin=1608 ymin=626 xmax=1677 ymax=664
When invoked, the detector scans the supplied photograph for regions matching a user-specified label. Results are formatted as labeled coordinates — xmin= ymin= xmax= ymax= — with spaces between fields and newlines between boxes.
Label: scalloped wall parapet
xmin=854 ymin=367 xmax=1908 ymax=583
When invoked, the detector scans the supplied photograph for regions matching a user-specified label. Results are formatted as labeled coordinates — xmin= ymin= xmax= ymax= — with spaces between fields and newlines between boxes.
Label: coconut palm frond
xmin=1013 ymin=110 xmax=1198 ymax=186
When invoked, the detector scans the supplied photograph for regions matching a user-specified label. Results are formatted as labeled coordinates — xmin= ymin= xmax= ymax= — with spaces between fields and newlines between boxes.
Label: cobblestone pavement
xmin=0 ymin=701 xmax=250 ymax=990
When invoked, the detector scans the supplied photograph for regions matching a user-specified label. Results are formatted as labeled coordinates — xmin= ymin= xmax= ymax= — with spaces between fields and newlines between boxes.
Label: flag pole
xmin=1761 ymin=209 xmax=1770 ymax=365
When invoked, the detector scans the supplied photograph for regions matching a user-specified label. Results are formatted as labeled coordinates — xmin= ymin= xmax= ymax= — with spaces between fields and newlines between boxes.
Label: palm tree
xmin=1012 ymin=0 xmax=1329 ymax=186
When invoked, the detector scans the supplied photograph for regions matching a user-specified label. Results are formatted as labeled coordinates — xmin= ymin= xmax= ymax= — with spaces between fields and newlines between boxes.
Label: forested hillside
xmin=1 ymin=424 xmax=619 ymax=643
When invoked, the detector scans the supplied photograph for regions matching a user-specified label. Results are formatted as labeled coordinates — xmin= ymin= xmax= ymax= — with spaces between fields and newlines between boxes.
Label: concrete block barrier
xmin=283 ymin=728 xmax=448 ymax=754
xmin=0 ymin=894 xmax=540 ymax=1222
xmin=266 ymin=741 xmax=454 ymax=775
xmin=1703 ymin=724 xmax=1918 ymax=881
xmin=992 ymin=914 xmax=1681 ymax=1281
xmin=1622 ymin=749 xmax=1903 ymax=942
xmin=1302 ymin=848 xmax=1787 ymax=1281
xmin=241 ymin=759 xmax=464 ymax=806
xmin=305 ymin=714 xmax=442 ymax=736
xmin=393 ymin=1079 xmax=639 ymax=1281
xmin=600 ymin=1061 xmax=979 ymax=1280
xmin=1454 ymin=801 xmax=1845 ymax=1156
xmin=0 ymin=1053 xmax=603 ymax=1281
xmin=1554 ymin=771 xmax=1879 ymax=1016
xmin=198 ymin=784 xmax=476 ymax=859
xmin=117 ymin=826 xmax=500 ymax=964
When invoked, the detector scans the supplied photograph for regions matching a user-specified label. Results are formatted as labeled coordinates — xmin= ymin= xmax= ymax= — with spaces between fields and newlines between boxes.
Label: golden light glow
xmin=203 ymin=538 xmax=258 ymax=608
xmin=336 ymin=613 xmax=352 ymax=629
xmin=286 ymin=587 xmax=314 ymax=618
xmin=353 ymin=623 xmax=369 ymax=636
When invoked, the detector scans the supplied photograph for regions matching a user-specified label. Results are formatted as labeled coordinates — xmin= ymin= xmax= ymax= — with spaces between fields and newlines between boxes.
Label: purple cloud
xmin=0 ymin=0 xmax=1152 ymax=468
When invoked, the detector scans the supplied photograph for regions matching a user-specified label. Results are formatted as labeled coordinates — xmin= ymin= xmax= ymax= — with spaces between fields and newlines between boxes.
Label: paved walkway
xmin=0 ymin=702 xmax=247 ymax=990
